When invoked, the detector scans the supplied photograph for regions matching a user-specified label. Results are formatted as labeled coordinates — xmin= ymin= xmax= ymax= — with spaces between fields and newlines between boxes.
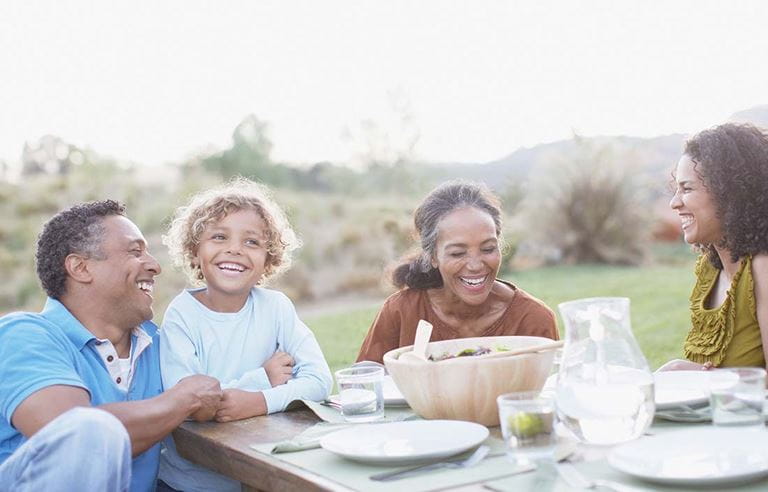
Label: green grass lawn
xmin=305 ymin=261 xmax=697 ymax=374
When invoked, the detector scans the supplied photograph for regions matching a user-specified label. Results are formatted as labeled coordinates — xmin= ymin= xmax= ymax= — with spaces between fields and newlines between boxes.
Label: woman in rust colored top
xmin=357 ymin=181 xmax=558 ymax=363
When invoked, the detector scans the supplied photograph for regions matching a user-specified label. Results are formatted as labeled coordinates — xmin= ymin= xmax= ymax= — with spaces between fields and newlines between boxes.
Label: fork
xmin=369 ymin=445 xmax=490 ymax=481
xmin=557 ymin=462 xmax=648 ymax=492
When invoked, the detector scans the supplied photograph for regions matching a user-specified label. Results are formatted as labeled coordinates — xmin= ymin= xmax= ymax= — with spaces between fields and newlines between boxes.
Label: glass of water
xmin=335 ymin=366 xmax=384 ymax=422
xmin=710 ymin=367 xmax=766 ymax=428
xmin=497 ymin=391 xmax=557 ymax=466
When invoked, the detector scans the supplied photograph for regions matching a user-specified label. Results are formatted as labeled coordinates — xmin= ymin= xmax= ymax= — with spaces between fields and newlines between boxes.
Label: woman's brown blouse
xmin=356 ymin=280 xmax=559 ymax=363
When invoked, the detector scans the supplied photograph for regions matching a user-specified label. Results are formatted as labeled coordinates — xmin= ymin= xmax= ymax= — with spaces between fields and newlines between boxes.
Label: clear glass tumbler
xmin=710 ymin=367 xmax=766 ymax=428
xmin=335 ymin=366 xmax=385 ymax=422
xmin=497 ymin=391 xmax=557 ymax=466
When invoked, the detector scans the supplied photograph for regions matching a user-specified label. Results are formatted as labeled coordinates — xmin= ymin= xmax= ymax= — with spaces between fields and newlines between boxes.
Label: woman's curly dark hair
xmin=36 ymin=200 xmax=126 ymax=299
xmin=391 ymin=180 xmax=503 ymax=289
xmin=684 ymin=123 xmax=768 ymax=269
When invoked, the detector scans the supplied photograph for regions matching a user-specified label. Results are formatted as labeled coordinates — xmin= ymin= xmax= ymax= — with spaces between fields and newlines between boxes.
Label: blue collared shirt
xmin=0 ymin=298 xmax=163 ymax=492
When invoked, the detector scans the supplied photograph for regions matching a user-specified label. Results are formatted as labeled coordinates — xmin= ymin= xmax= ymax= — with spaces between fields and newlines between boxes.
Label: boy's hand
xmin=173 ymin=374 xmax=224 ymax=421
xmin=215 ymin=389 xmax=267 ymax=422
xmin=264 ymin=351 xmax=294 ymax=387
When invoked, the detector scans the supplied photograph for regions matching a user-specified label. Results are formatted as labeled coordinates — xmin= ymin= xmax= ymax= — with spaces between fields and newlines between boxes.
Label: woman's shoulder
xmin=500 ymin=281 xmax=554 ymax=317
xmin=381 ymin=287 xmax=426 ymax=308
xmin=494 ymin=279 xmax=535 ymax=305
xmin=491 ymin=281 xmax=557 ymax=339
xmin=694 ymin=254 xmax=716 ymax=277
xmin=518 ymin=290 xmax=554 ymax=313
xmin=371 ymin=288 xmax=431 ymax=326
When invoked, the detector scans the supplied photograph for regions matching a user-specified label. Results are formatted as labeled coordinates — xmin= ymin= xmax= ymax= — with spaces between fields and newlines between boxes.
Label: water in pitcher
xmin=556 ymin=365 xmax=654 ymax=445
xmin=556 ymin=298 xmax=655 ymax=445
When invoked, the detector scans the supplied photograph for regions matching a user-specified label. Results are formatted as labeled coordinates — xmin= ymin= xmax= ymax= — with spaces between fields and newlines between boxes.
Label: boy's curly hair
xmin=163 ymin=178 xmax=300 ymax=285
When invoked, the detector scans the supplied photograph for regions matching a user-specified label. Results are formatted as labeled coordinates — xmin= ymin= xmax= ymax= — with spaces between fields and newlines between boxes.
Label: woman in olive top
xmin=663 ymin=123 xmax=768 ymax=370
xmin=357 ymin=181 xmax=558 ymax=364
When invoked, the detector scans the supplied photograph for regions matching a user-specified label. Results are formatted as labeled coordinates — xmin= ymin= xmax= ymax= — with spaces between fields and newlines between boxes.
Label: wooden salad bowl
xmin=383 ymin=336 xmax=556 ymax=426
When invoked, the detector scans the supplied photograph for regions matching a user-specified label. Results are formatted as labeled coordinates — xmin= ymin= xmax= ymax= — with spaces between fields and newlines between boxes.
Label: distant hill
xmin=427 ymin=104 xmax=768 ymax=193
xmin=428 ymin=133 xmax=686 ymax=195
xmin=729 ymin=105 xmax=768 ymax=128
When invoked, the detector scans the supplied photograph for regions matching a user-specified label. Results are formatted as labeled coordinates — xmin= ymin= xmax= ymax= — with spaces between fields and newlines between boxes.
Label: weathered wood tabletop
xmin=172 ymin=407 xmax=349 ymax=492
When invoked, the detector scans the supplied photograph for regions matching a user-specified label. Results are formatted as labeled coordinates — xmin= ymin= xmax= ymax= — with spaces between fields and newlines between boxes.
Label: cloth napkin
xmin=270 ymin=399 xmax=417 ymax=453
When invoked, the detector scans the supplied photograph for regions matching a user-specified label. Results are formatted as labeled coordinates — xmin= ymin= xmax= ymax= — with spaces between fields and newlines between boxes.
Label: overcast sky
xmin=1 ymin=1 xmax=767 ymax=167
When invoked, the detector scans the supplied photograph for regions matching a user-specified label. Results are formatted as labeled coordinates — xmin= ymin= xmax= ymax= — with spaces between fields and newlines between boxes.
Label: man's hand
xmin=215 ymin=389 xmax=267 ymax=422
xmin=263 ymin=351 xmax=294 ymax=387
xmin=172 ymin=374 xmax=223 ymax=421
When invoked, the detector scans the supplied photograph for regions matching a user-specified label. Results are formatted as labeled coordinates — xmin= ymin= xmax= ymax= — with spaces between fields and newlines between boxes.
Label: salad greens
xmin=428 ymin=345 xmax=509 ymax=361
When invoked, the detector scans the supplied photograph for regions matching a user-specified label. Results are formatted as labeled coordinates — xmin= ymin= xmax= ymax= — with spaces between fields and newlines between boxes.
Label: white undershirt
xmin=93 ymin=327 xmax=153 ymax=391
xmin=116 ymin=357 xmax=132 ymax=391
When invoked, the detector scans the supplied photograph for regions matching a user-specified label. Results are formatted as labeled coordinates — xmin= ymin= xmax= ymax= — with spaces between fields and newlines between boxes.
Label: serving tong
xmin=423 ymin=339 xmax=564 ymax=363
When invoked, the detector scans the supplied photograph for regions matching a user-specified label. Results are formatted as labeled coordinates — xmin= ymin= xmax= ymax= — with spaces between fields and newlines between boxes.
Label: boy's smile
xmin=193 ymin=208 xmax=270 ymax=312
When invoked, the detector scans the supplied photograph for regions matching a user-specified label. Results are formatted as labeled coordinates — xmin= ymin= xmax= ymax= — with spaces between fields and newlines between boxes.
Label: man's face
xmin=87 ymin=215 xmax=161 ymax=328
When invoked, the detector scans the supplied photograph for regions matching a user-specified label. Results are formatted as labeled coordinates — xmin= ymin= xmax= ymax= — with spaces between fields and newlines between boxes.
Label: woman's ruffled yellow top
xmin=684 ymin=255 xmax=765 ymax=367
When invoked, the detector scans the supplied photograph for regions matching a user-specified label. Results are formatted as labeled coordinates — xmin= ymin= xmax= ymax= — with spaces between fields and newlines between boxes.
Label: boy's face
xmin=194 ymin=208 xmax=270 ymax=301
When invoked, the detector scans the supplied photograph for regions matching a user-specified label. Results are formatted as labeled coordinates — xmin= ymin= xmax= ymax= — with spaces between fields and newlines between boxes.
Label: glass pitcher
xmin=556 ymin=297 xmax=654 ymax=445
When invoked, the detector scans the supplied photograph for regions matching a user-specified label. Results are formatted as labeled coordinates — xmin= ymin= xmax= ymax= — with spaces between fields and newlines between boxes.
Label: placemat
xmin=251 ymin=428 xmax=577 ymax=492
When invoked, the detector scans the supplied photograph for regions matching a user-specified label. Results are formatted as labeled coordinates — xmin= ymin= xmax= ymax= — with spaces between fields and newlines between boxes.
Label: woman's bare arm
xmin=750 ymin=254 xmax=768 ymax=369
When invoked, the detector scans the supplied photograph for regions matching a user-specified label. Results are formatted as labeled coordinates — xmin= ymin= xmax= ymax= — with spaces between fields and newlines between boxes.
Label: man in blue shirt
xmin=0 ymin=200 xmax=223 ymax=491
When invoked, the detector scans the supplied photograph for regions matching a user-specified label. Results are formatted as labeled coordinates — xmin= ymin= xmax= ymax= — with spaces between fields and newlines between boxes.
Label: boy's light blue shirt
xmin=0 ymin=298 xmax=164 ymax=492
xmin=159 ymin=287 xmax=332 ymax=492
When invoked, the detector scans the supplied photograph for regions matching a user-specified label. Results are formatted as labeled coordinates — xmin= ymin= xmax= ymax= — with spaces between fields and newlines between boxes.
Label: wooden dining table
xmin=172 ymin=405 xmax=498 ymax=492
xmin=172 ymin=403 xmax=768 ymax=492
xmin=172 ymin=406 xmax=343 ymax=492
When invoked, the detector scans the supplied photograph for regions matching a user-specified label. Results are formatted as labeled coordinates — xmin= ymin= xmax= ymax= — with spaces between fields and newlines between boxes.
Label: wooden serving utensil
xmin=477 ymin=339 xmax=564 ymax=359
xmin=435 ymin=339 xmax=564 ymax=362
xmin=399 ymin=320 xmax=433 ymax=361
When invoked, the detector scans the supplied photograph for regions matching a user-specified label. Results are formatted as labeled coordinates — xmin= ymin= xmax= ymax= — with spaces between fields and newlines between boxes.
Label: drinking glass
xmin=497 ymin=391 xmax=557 ymax=466
xmin=335 ymin=366 xmax=384 ymax=422
xmin=710 ymin=367 xmax=766 ymax=428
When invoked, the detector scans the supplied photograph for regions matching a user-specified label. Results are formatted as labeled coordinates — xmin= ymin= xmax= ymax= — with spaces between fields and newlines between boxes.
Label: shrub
xmin=521 ymin=137 xmax=652 ymax=265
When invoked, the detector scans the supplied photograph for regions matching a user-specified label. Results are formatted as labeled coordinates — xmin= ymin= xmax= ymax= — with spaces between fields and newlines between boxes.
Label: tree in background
xmin=521 ymin=136 xmax=651 ymax=265
xmin=200 ymin=114 xmax=297 ymax=185
xmin=21 ymin=135 xmax=88 ymax=176
xmin=341 ymin=90 xmax=429 ymax=195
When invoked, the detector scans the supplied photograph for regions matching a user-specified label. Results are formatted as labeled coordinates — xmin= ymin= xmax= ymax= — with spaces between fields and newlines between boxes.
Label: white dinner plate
xmin=653 ymin=370 xmax=711 ymax=410
xmin=320 ymin=420 xmax=489 ymax=465
xmin=608 ymin=427 xmax=768 ymax=486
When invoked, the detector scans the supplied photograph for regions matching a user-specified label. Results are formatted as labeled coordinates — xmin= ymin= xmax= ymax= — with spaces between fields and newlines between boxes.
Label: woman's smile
xmin=459 ymin=274 xmax=489 ymax=290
